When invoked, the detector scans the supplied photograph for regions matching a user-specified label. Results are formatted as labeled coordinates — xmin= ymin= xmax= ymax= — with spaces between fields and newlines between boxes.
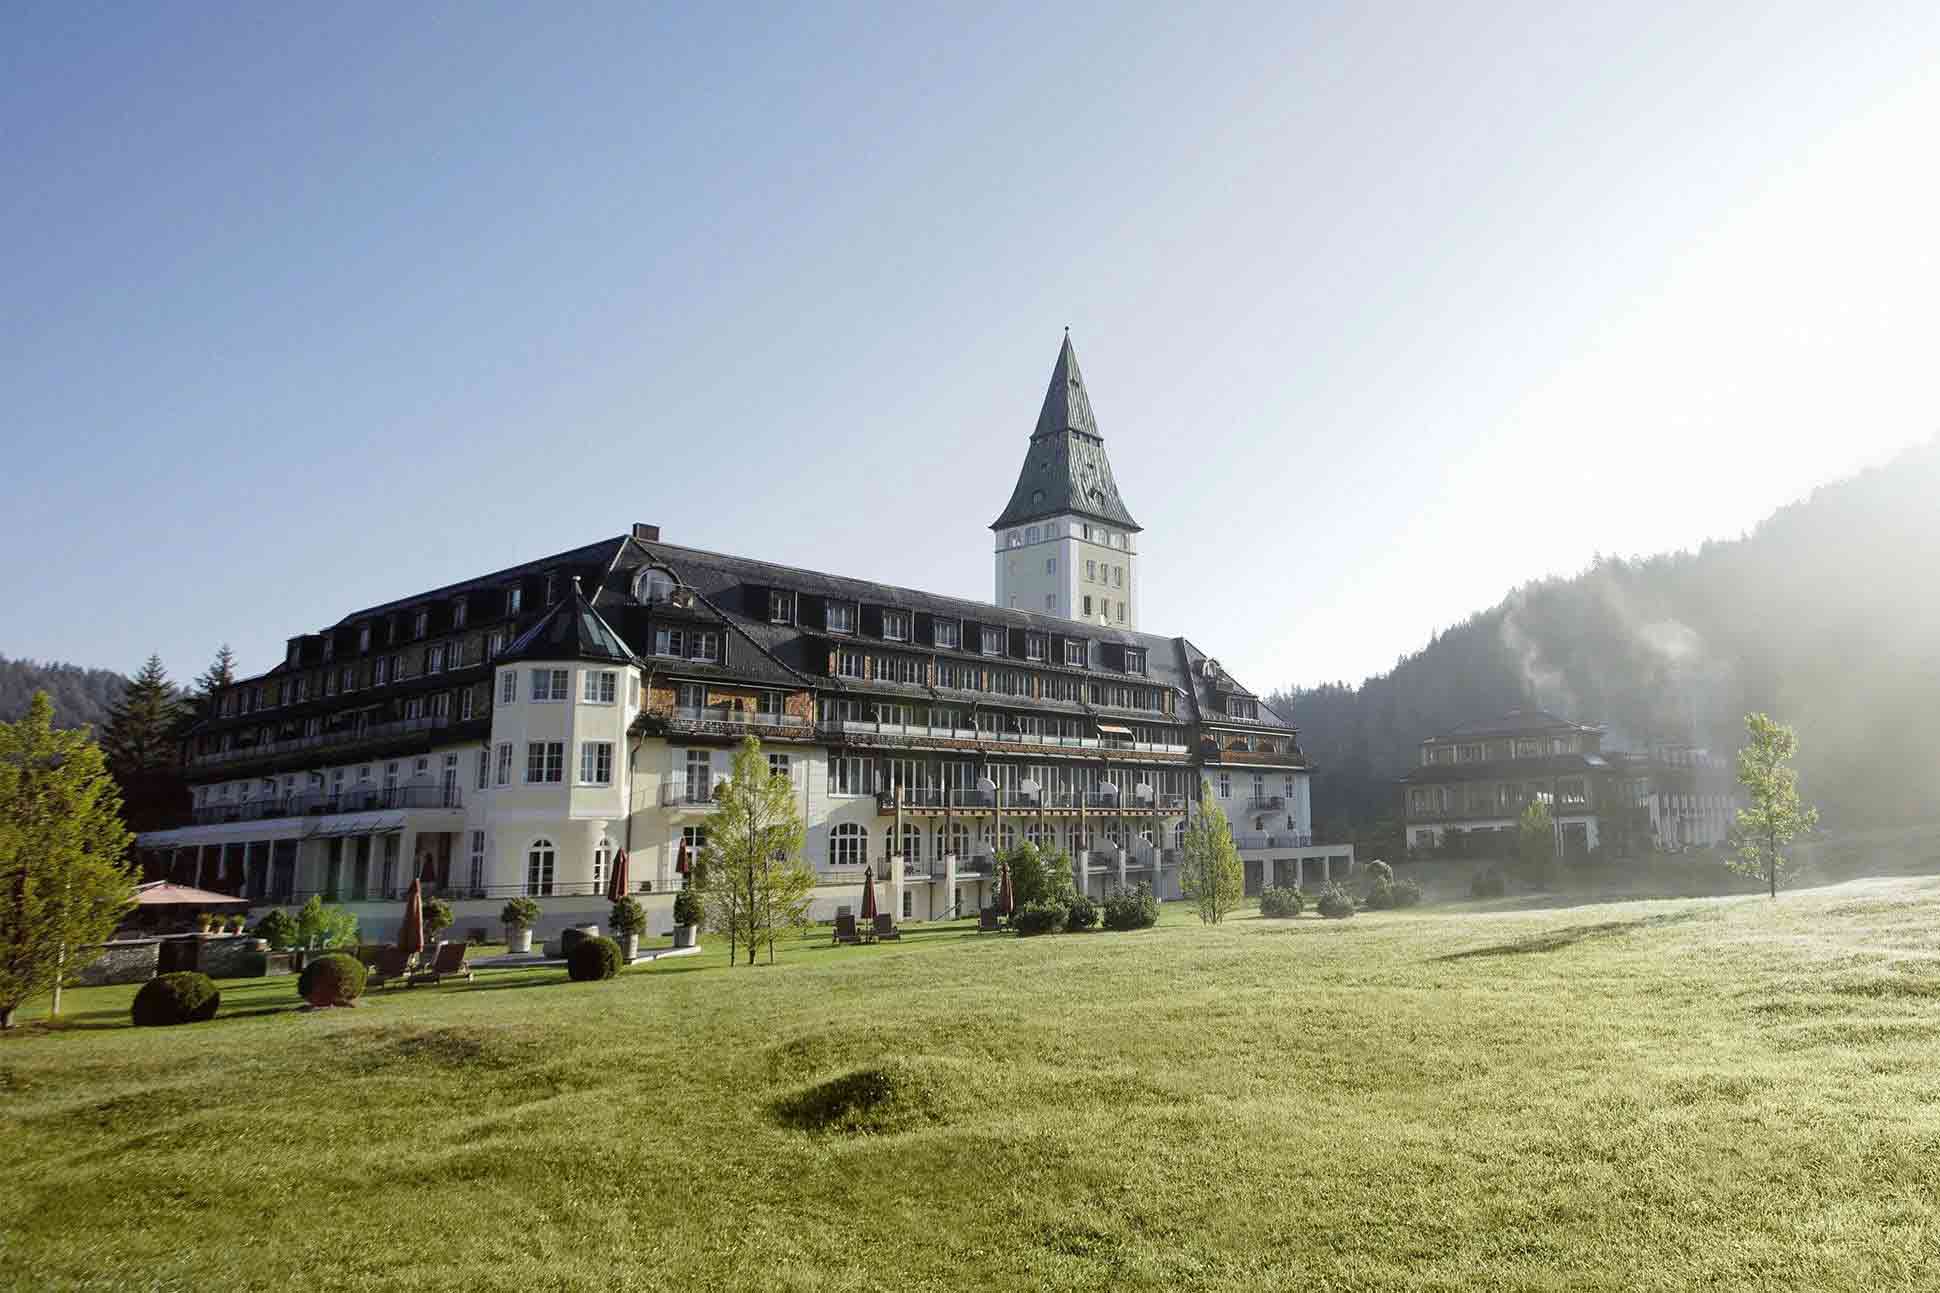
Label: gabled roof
xmin=498 ymin=577 xmax=639 ymax=666
xmin=1425 ymin=708 xmax=1601 ymax=741
xmin=991 ymin=333 xmax=1141 ymax=532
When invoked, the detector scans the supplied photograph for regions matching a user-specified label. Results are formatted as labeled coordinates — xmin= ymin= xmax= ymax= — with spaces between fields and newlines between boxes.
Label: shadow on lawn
xmin=1432 ymin=909 xmax=1706 ymax=961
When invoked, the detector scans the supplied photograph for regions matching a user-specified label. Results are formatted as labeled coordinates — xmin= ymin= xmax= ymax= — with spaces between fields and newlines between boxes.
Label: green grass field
xmin=7 ymin=880 xmax=1940 ymax=1291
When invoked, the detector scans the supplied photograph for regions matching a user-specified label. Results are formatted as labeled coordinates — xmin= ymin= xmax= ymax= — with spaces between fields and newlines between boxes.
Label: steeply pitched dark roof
xmin=991 ymin=334 xmax=1141 ymax=532
xmin=498 ymin=577 xmax=639 ymax=666
xmin=1427 ymin=708 xmax=1601 ymax=741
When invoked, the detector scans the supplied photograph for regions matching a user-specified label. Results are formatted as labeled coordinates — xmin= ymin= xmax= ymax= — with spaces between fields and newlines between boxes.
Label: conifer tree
xmin=100 ymin=656 xmax=186 ymax=836
xmin=0 ymin=692 xmax=137 ymax=1028
xmin=190 ymin=645 xmax=237 ymax=718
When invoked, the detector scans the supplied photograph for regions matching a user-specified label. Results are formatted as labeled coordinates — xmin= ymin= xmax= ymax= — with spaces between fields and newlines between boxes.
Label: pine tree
xmin=100 ymin=656 xmax=186 ymax=836
xmin=0 ymin=692 xmax=137 ymax=1028
xmin=1180 ymin=781 xmax=1243 ymax=924
xmin=1727 ymin=713 xmax=1819 ymax=898
xmin=190 ymin=645 xmax=237 ymax=715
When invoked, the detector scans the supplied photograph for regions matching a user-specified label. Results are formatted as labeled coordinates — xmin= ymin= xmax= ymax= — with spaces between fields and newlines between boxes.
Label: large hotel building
xmin=137 ymin=337 xmax=1351 ymax=938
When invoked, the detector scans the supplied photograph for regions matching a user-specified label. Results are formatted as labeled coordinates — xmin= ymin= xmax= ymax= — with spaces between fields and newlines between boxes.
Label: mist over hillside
xmin=0 ymin=656 xmax=129 ymax=732
xmin=1274 ymin=439 xmax=1940 ymax=836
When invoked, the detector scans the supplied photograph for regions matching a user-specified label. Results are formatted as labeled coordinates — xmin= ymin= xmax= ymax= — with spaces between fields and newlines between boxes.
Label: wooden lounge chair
xmin=367 ymin=946 xmax=412 ymax=988
xmin=977 ymin=908 xmax=1002 ymax=934
xmin=409 ymin=941 xmax=472 ymax=986
xmin=832 ymin=913 xmax=862 ymax=945
xmin=355 ymin=943 xmax=384 ymax=968
xmin=872 ymin=914 xmax=901 ymax=942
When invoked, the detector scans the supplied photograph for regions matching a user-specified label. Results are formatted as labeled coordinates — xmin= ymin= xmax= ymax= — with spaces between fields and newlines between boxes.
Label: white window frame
xmin=580 ymin=741 xmax=614 ymax=785
xmin=494 ymin=742 xmax=513 ymax=786
xmin=583 ymin=669 xmax=617 ymax=704
xmin=826 ymin=603 xmax=856 ymax=634
xmin=934 ymin=620 xmax=960 ymax=650
xmin=500 ymin=670 xmax=518 ymax=705
xmin=526 ymin=741 xmax=565 ymax=783
xmin=530 ymin=668 xmax=568 ymax=702
xmin=882 ymin=610 xmax=910 ymax=642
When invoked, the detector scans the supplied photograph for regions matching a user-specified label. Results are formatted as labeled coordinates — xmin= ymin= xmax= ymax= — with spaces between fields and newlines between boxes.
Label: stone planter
xmin=673 ymin=924 xmax=697 ymax=950
xmin=617 ymin=932 xmax=639 ymax=962
xmin=507 ymin=926 xmax=533 ymax=954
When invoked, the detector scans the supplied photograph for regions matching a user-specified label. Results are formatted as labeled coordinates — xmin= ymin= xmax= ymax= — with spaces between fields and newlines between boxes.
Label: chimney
xmin=632 ymin=522 xmax=660 ymax=542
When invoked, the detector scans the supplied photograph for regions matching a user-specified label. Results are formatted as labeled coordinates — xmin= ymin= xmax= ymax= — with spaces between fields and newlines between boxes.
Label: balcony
xmin=660 ymin=784 xmax=720 ymax=810
xmin=819 ymin=719 xmax=1188 ymax=759
xmin=648 ymin=705 xmax=814 ymax=740
xmin=1231 ymin=832 xmax=1315 ymax=851
xmin=1247 ymin=795 xmax=1286 ymax=810
xmin=188 ymin=784 xmax=462 ymax=826
xmin=192 ymin=715 xmax=462 ymax=769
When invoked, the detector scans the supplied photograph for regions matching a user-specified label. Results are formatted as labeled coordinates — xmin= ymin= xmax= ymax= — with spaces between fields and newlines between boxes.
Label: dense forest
xmin=1274 ymin=438 xmax=1940 ymax=839
xmin=0 ymin=656 xmax=129 ymax=732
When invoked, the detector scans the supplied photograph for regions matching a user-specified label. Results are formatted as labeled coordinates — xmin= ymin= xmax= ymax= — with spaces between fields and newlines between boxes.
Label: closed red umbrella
xmin=397 ymin=877 xmax=425 ymax=958
xmin=998 ymin=860 xmax=1013 ymax=916
xmin=675 ymin=838 xmax=691 ymax=881
xmin=607 ymin=848 xmax=631 ymax=904
xmin=860 ymin=865 xmax=878 ymax=921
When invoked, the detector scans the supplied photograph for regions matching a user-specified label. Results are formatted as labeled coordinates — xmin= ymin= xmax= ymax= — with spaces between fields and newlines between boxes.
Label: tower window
xmin=1026 ymin=526 xmax=1038 ymax=543
xmin=1045 ymin=557 xmax=1056 ymax=574
xmin=1008 ymin=531 xmax=1022 ymax=548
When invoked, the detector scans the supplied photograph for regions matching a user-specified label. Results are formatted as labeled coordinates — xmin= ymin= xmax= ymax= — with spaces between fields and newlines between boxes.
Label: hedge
xmin=568 ymin=935 xmax=623 ymax=981
xmin=297 ymin=953 xmax=367 ymax=1007
xmin=132 ymin=972 xmax=220 ymax=1027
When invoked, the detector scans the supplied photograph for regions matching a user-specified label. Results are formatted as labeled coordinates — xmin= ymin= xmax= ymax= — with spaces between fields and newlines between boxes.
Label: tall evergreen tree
xmin=0 ymin=692 xmax=137 ymax=1028
xmin=191 ymin=644 xmax=236 ymax=709
xmin=100 ymin=656 xmax=186 ymax=837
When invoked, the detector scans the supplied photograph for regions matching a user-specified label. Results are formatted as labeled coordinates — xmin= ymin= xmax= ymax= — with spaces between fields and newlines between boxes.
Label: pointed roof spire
xmin=993 ymin=333 xmax=1140 ymax=532
xmin=1032 ymin=329 xmax=1100 ymax=440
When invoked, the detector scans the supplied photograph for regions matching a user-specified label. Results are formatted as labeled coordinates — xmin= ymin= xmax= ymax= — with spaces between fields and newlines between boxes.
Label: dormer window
xmin=827 ymin=603 xmax=856 ymax=634
xmin=769 ymin=590 xmax=795 ymax=623
xmin=287 ymin=643 xmax=300 ymax=667
xmin=1124 ymin=648 xmax=1146 ymax=675
xmin=635 ymin=568 xmax=675 ymax=603
xmin=357 ymin=624 xmax=371 ymax=653
xmin=882 ymin=610 xmax=910 ymax=642
xmin=1063 ymin=638 xmax=1086 ymax=667
xmin=980 ymin=626 xmax=1003 ymax=655
xmin=543 ymin=575 xmax=557 ymax=605
xmin=507 ymin=587 xmax=524 ymax=614
xmin=413 ymin=610 xmax=429 ymax=639
xmin=322 ymin=637 xmax=335 ymax=663
xmin=934 ymin=620 xmax=960 ymax=650
xmin=453 ymin=598 xmax=468 ymax=629
xmin=1025 ymin=633 xmax=1046 ymax=661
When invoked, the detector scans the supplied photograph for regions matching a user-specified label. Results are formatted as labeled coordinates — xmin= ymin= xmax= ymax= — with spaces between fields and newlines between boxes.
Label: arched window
xmin=526 ymin=838 xmax=556 ymax=896
xmin=829 ymin=822 xmax=867 ymax=868
xmin=1172 ymin=821 xmax=1186 ymax=850
xmin=899 ymin=823 xmax=923 ymax=864
xmin=1025 ymin=823 xmax=1053 ymax=851
xmin=592 ymin=838 xmax=612 ymax=892
xmin=634 ymin=567 xmax=677 ymax=604
xmin=997 ymin=823 xmax=1017 ymax=853
xmin=944 ymin=821 xmax=970 ymax=860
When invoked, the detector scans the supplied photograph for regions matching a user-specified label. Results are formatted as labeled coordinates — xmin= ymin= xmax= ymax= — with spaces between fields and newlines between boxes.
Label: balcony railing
xmin=1231 ymin=832 xmax=1315 ymax=850
xmin=1247 ymin=795 xmax=1286 ymax=810
xmin=659 ymin=784 xmax=720 ymax=809
xmin=193 ymin=715 xmax=460 ymax=767
xmin=651 ymin=706 xmax=814 ymax=738
xmin=189 ymin=784 xmax=462 ymax=826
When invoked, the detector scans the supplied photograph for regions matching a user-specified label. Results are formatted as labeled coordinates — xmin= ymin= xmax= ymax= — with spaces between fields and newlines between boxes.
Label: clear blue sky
xmin=5 ymin=1 xmax=1937 ymax=694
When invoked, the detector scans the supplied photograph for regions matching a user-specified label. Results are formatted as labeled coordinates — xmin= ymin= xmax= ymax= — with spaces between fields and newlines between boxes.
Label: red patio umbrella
xmin=397 ymin=877 xmax=425 ymax=958
xmin=998 ymin=860 xmax=1013 ymax=916
xmin=860 ymin=865 xmax=878 ymax=921
xmin=675 ymin=838 xmax=691 ymax=881
xmin=606 ymin=848 xmax=631 ymax=904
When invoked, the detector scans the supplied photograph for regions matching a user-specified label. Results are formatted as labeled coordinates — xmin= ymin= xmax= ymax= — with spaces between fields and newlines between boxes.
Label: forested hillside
xmin=1274 ymin=439 xmax=1940 ymax=836
xmin=0 ymin=656 xmax=129 ymax=732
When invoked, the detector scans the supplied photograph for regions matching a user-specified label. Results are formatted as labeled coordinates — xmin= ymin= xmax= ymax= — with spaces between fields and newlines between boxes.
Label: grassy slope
xmin=6 ymin=885 xmax=1940 ymax=1292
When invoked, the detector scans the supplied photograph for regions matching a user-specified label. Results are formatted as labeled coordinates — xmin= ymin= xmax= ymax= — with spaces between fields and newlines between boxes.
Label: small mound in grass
xmin=772 ymin=1059 xmax=962 ymax=1136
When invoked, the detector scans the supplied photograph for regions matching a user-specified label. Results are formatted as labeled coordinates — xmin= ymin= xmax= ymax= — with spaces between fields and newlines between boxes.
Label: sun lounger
xmin=872 ymin=914 xmax=901 ymax=941
xmin=978 ymin=908 xmax=1002 ymax=933
xmin=408 ymin=941 xmax=473 ymax=986
xmin=832 ymin=913 xmax=862 ymax=945
xmin=367 ymin=946 xmax=412 ymax=988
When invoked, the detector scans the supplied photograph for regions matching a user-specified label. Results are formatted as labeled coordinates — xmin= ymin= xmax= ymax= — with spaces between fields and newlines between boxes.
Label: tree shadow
xmin=1431 ymin=910 xmax=1706 ymax=962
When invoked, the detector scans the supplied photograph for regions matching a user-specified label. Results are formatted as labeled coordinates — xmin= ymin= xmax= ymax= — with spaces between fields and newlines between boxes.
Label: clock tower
xmin=991 ymin=333 xmax=1143 ymax=629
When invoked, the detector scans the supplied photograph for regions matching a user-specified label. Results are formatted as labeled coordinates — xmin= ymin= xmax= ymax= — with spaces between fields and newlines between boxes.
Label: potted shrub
xmin=610 ymin=897 xmax=646 ymax=962
xmin=501 ymin=897 xmax=541 ymax=954
xmin=422 ymin=897 xmax=454 ymax=946
xmin=672 ymin=890 xmax=703 ymax=949
xmin=196 ymin=912 xmax=214 ymax=935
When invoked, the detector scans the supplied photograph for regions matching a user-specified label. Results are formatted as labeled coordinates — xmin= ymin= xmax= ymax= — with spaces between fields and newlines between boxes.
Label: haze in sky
xmin=3 ymin=1 xmax=1936 ymax=694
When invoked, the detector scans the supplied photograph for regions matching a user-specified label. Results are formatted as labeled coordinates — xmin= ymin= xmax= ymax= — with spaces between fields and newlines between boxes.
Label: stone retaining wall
xmin=73 ymin=939 xmax=160 ymax=986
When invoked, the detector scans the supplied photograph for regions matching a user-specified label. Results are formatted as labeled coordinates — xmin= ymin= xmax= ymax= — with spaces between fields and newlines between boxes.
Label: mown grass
xmin=6 ymin=881 xmax=1940 ymax=1291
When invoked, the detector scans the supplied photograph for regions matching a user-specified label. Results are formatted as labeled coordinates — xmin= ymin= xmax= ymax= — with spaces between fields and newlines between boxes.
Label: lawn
xmin=6 ymin=881 xmax=1940 ymax=1291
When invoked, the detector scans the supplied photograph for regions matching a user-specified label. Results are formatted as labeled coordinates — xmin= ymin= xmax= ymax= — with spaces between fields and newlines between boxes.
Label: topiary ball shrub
xmin=1392 ymin=877 xmax=1423 ymax=908
xmin=297 ymin=953 xmax=367 ymax=1007
xmin=1103 ymin=882 xmax=1160 ymax=931
xmin=1012 ymin=900 xmax=1068 ymax=937
xmin=131 ymin=972 xmax=220 ymax=1027
xmin=1364 ymin=859 xmax=1394 ymax=886
xmin=567 ymin=935 xmax=623 ymax=981
xmin=1259 ymin=884 xmax=1306 ymax=918
xmin=252 ymin=908 xmax=298 ymax=950
xmin=1365 ymin=879 xmax=1397 ymax=910
xmin=1470 ymin=867 xmax=1507 ymax=899
xmin=1317 ymin=884 xmax=1357 ymax=920
xmin=1064 ymin=894 xmax=1100 ymax=931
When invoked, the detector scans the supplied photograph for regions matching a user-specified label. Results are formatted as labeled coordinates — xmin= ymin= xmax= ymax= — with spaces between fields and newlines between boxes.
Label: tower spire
xmin=993 ymin=333 xmax=1139 ymax=532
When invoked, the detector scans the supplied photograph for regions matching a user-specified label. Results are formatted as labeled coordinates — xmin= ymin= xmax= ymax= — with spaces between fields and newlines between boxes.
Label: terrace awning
xmin=133 ymin=881 xmax=248 ymax=908
xmin=307 ymin=812 xmax=405 ymax=838
xmin=1096 ymin=723 xmax=1133 ymax=737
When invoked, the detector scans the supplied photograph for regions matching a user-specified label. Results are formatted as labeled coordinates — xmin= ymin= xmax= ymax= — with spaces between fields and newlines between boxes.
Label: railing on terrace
xmin=1231 ymin=832 xmax=1316 ymax=850
xmin=192 ymin=715 xmax=459 ymax=767
xmin=1247 ymin=795 xmax=1286 ymax=810
xmin=651 ymin=706 xmax=814 ymax=737
xmin=189 ymin=784 xmax=461 ymax=826
xmin=272 ymin=879 xmax=667 ymax=905
xmin=820 ymin=719 xmax=1187 ymax=757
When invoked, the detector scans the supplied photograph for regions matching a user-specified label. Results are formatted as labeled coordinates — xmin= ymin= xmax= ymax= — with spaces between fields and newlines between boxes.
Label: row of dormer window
xmin=1422 ymin=735 xmax=1587 ymax=765
xmin=832 ymin=649 xmax=1167 ymax=712
xmin=221 ymin=630 xmax=515 ymax=717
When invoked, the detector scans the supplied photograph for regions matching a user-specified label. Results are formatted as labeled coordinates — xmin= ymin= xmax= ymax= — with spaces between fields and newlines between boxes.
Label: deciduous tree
xmin=1180 ymin=782 xmax=1243 ymax=924
xmin=1728 ymin=713 xmax=1818 ymax=898
xmin=698 ymin=737 xmax=813 ymax=965
xmin=0 ymin=693 xmax=136 ymax=1028
xmin=1517 ymin=800 xmax=1556 ymax=889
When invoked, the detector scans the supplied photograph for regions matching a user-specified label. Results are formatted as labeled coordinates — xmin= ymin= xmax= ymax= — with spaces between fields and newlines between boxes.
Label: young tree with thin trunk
xmin=1180 ymin=781 xmax=1243 ymax=924
xmin=1728 ymin=713 xmax=1818 ymax=898
xmin=697 ymin=737 xmax=813 ymax=966
xmin=0 ymin=693 xmax=137 ymax=1028
xmin=1517 ymin=800 xmax=1556 ymax=890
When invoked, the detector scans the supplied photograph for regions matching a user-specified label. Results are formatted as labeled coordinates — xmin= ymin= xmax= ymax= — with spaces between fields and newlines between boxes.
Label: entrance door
xmin=1243 ymin=859 xmax=1263 ymax=897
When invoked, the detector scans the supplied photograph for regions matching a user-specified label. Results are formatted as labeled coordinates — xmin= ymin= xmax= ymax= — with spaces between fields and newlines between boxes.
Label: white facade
xmin=994 ymin=513 xmax=1139 ymax=630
